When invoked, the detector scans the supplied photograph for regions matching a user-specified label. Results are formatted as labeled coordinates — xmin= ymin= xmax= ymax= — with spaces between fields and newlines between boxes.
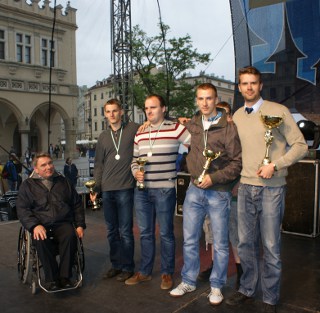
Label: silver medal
xmin=115 ymin=154 xmax=120 ymax=160
xmin=147 ymin=151 xmax=152 ymax=157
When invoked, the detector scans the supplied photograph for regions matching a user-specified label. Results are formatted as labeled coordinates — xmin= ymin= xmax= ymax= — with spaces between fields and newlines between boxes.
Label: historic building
xmin=83 ymin=72 xmax=235 ymax=140
xmin=0 ymin=0 xmax=78 ymax=160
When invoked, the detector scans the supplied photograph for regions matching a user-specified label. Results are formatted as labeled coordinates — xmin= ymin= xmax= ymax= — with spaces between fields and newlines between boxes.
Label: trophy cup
xmin=84 ymin=179 xmax=100 ymax=210
xmin=136 ymin=157 xmax=148 ymax=191
xmin=260 ymin=112 xmax=285 ymax=165
xmin=194 ymin=149 xmax=221 ymax=185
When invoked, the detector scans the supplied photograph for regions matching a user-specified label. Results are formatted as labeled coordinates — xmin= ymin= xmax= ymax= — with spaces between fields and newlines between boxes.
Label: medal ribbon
xmin=110 ymin=126 xmax=123 ymax=158
xmin=148 ymin=120 xmax=164 ymax=155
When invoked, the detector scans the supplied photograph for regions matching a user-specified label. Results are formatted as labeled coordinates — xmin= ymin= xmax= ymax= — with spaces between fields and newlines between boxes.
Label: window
xmin=101 ymin=92 xmax=104 ymax=99
xmin=101 ymin=121 xmax=105 ymax=130
xmin=94 ymin=108 xmax=97 ymax=116
xmin=109 ymin=91 xmax=112 ymax=98
xmin=94 ymin=122 xmax=97 ymax=131
xmin=0 ymin=30 xmax=5 ymax=60
xmin=94 ymin=94 xmax=97 ymax=101
xmin=16 ymin=33 xmax=32 ymax=63
xmin=41 ymin=38 xmax=55 ymax=67
xmin=101 ymin=107 xmax=104 ymax=116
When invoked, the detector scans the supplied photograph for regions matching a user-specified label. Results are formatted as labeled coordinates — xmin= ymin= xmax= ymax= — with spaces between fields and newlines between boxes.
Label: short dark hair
xmin=238 ymin=66 xmax=262 ymax=83
xmin=145 ymin=94 xmax=166 ymax=108
xmin=217 ymin=101 xmax=232 ymax=115
xmin=196 ymin=83 xmax=218 ymax=97
xmin=104 ymin=98 xmax=122 ymax=110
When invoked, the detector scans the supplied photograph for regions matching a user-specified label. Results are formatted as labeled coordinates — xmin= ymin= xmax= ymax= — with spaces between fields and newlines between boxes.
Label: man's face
xmin=238 ymin=73 xmax=263 ymax=104
xmin=104 ymin=104 xmax=123 ymax=125
xmin=196 ymin=88 xmax=218 ymax=118
xmin=144 ymin=97 xmax=166 ymax=125
xmin=34 ymin=157 xmax=55 ymax=179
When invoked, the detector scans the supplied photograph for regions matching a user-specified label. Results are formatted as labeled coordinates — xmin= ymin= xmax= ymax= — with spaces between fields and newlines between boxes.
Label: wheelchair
xmin=17 ymin=225 xmax=85 ymax=294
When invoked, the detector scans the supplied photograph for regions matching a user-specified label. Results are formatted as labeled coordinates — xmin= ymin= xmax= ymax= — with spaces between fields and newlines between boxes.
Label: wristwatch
xmin=272 ymin=163 xmax=278 ymax=171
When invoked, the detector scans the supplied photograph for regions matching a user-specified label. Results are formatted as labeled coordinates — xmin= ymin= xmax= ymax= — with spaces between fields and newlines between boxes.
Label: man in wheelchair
xmin=16 ymin=152 xmax=86 ymax=291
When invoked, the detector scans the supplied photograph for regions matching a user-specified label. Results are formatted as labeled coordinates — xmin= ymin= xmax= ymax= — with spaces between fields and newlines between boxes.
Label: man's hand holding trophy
xmin=260 ymin=111 xmax=285 ymax=166
xmin=194 ymin=149 xmax=221 ymax=186
xmin=136 ymin=157 xmax=148 ymax=191
xmin=257 ymin=111 xmax=285 ymax=179
xmin=85 ymin=179 xmax=101 ymax=210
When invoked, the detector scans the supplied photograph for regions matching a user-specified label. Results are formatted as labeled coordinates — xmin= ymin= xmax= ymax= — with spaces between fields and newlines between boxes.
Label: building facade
xmin=83 ymin=73 xmax=235 ymax=139
xmin=0 ymin=0 xmax=78 ymax=161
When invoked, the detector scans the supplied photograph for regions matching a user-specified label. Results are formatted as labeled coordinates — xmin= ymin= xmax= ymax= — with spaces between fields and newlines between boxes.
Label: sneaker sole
xmin=209 ymin=299 xmax=223 ymax=306
xmin=169 ymin=289 xmax=196 ymax=297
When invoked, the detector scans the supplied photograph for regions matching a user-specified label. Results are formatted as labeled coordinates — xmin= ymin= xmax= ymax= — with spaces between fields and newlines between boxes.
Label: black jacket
xmin=16 ymin=172 xmax=86 ymax=232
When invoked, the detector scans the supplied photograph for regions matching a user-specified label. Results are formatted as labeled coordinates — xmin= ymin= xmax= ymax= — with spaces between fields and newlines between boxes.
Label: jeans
xmin=102 ymin=189 xmax=135 ymax=272
xmin=237 ymin=183 xmax=286 ymax=305
xmin=181 ymin=183 xmax=231 ymax=288
xmin=134 ymin=187 xmax=176 ymax=275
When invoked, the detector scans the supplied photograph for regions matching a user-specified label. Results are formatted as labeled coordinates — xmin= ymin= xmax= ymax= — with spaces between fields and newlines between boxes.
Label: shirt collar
xmin=244 ymin=97 xmax=263 ymax=113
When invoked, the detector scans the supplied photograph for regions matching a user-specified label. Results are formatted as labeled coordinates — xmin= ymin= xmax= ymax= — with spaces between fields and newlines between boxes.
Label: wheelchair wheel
xmin=17 ymin=227 xmax=31 ymax=284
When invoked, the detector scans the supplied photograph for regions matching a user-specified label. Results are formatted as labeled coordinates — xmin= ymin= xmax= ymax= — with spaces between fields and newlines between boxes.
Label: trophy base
xmin=262 ymin=158 xmax=271 ymax=166
xmin=193 ymin=178 xmax=202 ymax=185
xmin=92 ymin=203 xmax=100 ymax=210
xmin=137 ymin=184 xmax=145 ymax=191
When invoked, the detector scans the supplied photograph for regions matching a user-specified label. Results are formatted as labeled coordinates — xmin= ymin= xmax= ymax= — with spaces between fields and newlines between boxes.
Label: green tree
xmin=131 ymin=24 xmax=210 ymax=117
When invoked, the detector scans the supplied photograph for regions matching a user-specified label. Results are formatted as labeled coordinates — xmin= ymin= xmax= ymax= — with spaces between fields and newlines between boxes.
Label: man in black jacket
xmin=16 ymin=152 xmax=86 ymax=291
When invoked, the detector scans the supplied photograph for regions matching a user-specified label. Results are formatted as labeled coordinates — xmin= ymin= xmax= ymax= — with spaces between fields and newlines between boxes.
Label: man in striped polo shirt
xmin=125 ymin=94 xmax=190 ymax=290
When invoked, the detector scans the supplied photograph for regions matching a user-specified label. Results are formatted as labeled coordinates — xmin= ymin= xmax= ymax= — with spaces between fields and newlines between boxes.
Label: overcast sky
xmin=68 ymin=0 xmax=235 ymax=87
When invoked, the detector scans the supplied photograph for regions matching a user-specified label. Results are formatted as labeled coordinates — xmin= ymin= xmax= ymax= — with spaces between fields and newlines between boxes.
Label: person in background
xmin=4 ymin=154 xmax=18 ymax=191
xmin=0 ymin=160 xmax=5 ymax=195
xmin=125 ymin=94 xmax=191 ymax=290
xmin=16 ymin=153 xmax=85 ymax=291
xmin=225 ymin=66 xmax=308 ymax=313
xmin=64 ymin=157 xmax=79 ymax=188
xmin=198 ymin=101 xmax=243 ymax=290
xmin=169 ymin=83 xmax=242 ymax=306
xmin=90 ymin=98 xmax=139 ymax=282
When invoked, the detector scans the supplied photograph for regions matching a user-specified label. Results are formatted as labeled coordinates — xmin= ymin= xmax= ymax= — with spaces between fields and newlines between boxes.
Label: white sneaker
xmin=169 ymin=282 xmax=196 ymax=297
xmin=208 ymin=287 xmax=223 ymax=305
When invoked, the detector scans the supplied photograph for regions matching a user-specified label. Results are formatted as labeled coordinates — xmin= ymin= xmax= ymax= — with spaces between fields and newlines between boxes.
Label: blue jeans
xmin=181 ymin=184 xmax=231 ymax=288
xmin=102 ymin=189 xmax=135 ymax=272
xmin=237 ymin=183 xmax=286 ymax=305
xmin=134 ymin=187 xmax=176 ymax=275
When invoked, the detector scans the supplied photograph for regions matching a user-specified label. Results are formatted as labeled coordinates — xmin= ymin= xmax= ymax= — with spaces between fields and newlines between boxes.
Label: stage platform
xmin=0 ymin=208 xmax=320 ymax=313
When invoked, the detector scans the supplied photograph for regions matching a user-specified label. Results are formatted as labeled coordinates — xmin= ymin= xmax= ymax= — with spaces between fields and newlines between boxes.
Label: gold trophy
xmin=194 ymin=149 xmax=221 ymax=185
xmin=260 ymin=112 xmax=285 ymax=165
xmin=84 ymin=179 xmax=100 ymax=210
xmin=136 ymin=157 xmax=148 ymax=191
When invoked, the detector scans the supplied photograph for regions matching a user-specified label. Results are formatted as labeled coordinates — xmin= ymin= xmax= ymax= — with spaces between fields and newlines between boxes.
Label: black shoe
xmin=263 ymin=303 xmax=277 ymax=313
xmin=47 ymin=281 xmax=60 ymax=292
xmin=197 ymin=266 xmax=213 ymax=281
xmin=116 ymin=271 xmax=134 ymax=282
xmin=60 ymin=278 xmax=73 ymax=288
xmin=225 ymin=291 xmax=253 ymax=306
xmin=103 ymin=268 xmax=122 ymax=279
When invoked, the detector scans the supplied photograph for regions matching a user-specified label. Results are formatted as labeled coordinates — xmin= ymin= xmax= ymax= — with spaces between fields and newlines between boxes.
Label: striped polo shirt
xmin=131 ymin=119 xmax=191 ymax=189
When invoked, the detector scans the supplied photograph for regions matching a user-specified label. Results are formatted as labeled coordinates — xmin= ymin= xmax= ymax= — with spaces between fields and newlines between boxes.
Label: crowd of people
xmin=11 ymin=66 xmax=308 ymax=312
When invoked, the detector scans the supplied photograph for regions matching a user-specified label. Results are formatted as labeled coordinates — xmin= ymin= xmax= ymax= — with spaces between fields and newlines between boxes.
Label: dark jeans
xmin=102 ymin=189 xmax=135 ymax=272
xmin=33 ymin=223 xmax=77 ymax=282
